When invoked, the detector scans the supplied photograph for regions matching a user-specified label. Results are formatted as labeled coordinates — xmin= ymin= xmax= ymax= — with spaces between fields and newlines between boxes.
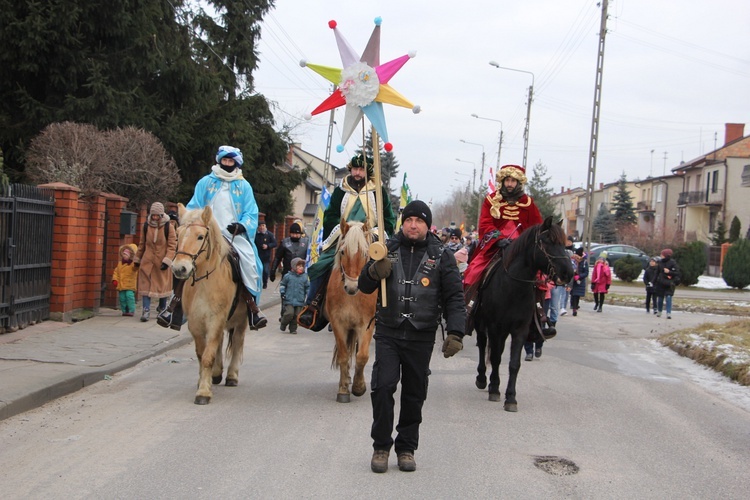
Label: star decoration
xmin=300 ymin=17 xmax=421 ymax=152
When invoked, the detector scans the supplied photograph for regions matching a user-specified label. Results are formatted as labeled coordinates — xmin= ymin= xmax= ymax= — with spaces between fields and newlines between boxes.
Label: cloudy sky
xmin=251 ymin=0 xmax=750 ymax=203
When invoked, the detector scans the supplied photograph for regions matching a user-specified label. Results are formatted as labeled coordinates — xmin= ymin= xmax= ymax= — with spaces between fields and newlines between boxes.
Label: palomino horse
xmin=325 ymin=220 xmax=378 ymax=403
xmin=172 ymin=204 xmax=247 ymax=405
xmin=473 ymin=217 xmax=573 ymax=411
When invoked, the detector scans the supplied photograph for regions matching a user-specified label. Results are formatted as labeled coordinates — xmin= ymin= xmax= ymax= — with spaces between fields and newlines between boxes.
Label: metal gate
xmin=0 ymin=184 xmax=55 ymax=333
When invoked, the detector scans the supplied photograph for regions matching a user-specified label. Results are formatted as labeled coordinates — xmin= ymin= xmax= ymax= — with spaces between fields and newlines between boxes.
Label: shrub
xmin=722 ymin=238 xmax=750 ymax=289
xmin=729 ymin=216 xmax=742 ymax=243
xmin=673 ymin=241 xmax=706 ymax=287
xmin=613 ymin=255 xmax=642 ymax=282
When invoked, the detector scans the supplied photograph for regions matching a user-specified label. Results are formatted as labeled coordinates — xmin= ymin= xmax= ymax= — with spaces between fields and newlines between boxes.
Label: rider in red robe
xmin=463 ymin=164 xmax=543 ymax=288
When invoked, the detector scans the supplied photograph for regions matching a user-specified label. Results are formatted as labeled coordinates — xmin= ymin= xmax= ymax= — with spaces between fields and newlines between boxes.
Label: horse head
xmin=172 ymin=204 xmax=225 ymax=281
xmin=335 ymin=220 xmax=371 ymax=296
xmin=534 ymin=217 xmax=575 ymax=285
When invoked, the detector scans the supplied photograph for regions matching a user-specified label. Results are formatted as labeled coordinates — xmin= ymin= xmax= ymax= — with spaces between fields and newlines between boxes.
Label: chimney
xmin=286 ymin=143 xmax=295 ymax=166
xmin=561 ymin=185 xmax=564 ymax=194
xmin=725 ymin=123 xmax=745 ymax=145
xmin=599 ymin=182 xmax=603 ymax=190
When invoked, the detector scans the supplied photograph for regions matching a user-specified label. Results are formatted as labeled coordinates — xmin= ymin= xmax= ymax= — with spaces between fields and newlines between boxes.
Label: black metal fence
xmin=0 ymin=184 xmax=55 ymax=333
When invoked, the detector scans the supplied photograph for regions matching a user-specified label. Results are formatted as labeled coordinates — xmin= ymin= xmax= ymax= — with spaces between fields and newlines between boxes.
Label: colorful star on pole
xmin=300 ymin=17 xmax=421 ymax=152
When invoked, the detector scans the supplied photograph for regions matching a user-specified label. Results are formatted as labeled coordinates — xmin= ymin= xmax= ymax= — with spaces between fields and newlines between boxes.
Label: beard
xmin=348 ymin=175 xmax=365 ymax=192
xmin=500 ymin=183 xmax=524 ymax=203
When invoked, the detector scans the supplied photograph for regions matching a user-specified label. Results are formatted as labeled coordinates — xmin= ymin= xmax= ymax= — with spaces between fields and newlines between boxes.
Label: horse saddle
xmin=464 ymin=249 xmax=506 ymax=335
xmin=222 ymin=236 xmax=242 ymax=284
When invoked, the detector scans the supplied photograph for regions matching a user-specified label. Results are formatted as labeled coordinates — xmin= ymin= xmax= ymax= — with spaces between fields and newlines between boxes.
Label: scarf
xmin=212 ymin=164 xmax=244 ymax=182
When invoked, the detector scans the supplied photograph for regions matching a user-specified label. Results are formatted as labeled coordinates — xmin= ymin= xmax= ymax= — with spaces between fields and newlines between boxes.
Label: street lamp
xmin=488 ymin=61 xmax=534 ymax=170
xmin=460 ymin=139 xmax=486 ymax=188
xmin=471 ymin=114 xmax=504 ymax=170
xmin=455 ymin=158 xmax=476 ymax=191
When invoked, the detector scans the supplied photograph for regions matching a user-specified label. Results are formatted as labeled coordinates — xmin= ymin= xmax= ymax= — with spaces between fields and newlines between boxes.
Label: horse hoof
xmin=351 ymin=386 xmax=366 ymax=397
xmin=488 ymin=393 xmax=502 ymax=402
xmin=212 ymin=375 xmax=223 ymax=385
xmin=225 ymin=378 xmax=238 ymax=387
xmin=194 ymin=395 xmax=211 ymax=405
xmin=475 ymin=377 xmax=487 ymax=390
xmin=336 ymin=393 xmax=351 ymax=403
xmin=504 ymin=402 xmax=518 ymax=412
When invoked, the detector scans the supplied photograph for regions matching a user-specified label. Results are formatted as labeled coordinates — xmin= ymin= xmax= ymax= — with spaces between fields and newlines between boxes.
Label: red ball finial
xmin=328 ymin=20 xmax=337 ymax=29
xmin=384 ymin=142 xmax=393 ymax=152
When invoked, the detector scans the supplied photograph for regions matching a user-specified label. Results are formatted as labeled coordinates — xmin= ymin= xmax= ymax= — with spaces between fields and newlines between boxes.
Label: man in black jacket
xmin=359 ymin=200 xmax=466 ymax=474
xmin=254 ymin=218 xmax=277 ymax=289
xmin=270 ymin=223 xmax=308 ymax=282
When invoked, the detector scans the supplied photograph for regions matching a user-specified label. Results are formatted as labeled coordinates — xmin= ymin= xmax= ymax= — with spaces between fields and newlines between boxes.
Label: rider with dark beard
xmin=463 ymin=164 xmax=543 ymax=290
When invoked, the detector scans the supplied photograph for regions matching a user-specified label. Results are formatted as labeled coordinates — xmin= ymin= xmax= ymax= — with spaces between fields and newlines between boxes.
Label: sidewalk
xmin=0 ymin=296 xmax=281 ymax=422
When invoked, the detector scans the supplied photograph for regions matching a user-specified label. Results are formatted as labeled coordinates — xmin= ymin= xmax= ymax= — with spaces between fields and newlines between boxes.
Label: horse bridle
xmin=504 ymin=229 xmax=568 ymax=284
xmin=174 ymin=222 xmax=215 ymax=285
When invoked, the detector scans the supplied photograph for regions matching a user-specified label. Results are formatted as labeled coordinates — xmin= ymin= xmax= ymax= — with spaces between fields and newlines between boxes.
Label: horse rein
xmin=503 ymin=229 xmax=566 ymax=285
xmin=174 ymin=222 xmax=215 ymax=285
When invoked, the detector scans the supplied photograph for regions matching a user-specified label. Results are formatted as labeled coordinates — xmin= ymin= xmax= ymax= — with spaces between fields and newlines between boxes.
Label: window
xmin=709 ymin=211 xmax=718 ymax=233
xmin=742 ymin=165 xmax=750 ymax=187
xmin=711 ymin=170 xmax=719 ymax=193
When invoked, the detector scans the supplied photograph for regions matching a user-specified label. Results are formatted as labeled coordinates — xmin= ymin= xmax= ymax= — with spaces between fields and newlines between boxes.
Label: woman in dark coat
xmin=643 ymin=257 xmax=659 ymax=314
xmin=566 ymin=247 xmax=589 ymax=316
xmin=654 ymin=248 xmax=680 ymax=319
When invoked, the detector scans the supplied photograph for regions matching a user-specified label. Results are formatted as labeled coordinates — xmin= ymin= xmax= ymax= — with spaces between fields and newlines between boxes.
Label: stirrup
xmin=249 ymin=311 xmax=267 ymax=330
xmin=542 ymin=326 xmax=557 ymax=340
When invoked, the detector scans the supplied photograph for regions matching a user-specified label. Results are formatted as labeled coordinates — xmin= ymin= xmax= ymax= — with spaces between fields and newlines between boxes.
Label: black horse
xmin=474 ymin=217 xmax=574 ymax=411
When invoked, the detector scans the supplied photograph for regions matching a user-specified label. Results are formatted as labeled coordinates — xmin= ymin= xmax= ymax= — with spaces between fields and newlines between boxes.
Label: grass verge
xmin=658 ymin=319 xmax=750 ymax=386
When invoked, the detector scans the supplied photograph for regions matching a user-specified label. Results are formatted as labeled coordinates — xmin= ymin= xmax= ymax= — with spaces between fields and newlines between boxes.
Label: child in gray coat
xmin=279 ymin=258 xmax=310 ymax=334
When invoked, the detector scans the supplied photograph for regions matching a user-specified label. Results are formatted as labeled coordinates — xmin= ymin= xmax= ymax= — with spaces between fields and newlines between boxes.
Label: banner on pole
xmin=306 ymin=186 xmax=332 ymax=267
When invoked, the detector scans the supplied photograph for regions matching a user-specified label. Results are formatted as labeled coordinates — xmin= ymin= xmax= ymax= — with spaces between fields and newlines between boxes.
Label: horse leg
xmin=488 ymin=333 xmax=505 ymax=402
xmin=212 ymin=330 xmax=225 ymax=385
xmin=504 ymin=330 xmax=525 ymax=412
xmin=195 ymin=325 xmax=223 ymax=405
xmin=351 ymin=322 xmax=374 ymax=397
xmin=225 ymin=326 xmax=246 ymax=387
xmin=333 ymin=324 xmax=352 ymax=403
xmin=475 ymin=329 xmax=488 ymax=390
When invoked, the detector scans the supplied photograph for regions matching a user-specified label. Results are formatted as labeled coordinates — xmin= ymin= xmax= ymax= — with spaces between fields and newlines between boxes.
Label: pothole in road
xmin=533 ymin=455 xmax=580 ymax=476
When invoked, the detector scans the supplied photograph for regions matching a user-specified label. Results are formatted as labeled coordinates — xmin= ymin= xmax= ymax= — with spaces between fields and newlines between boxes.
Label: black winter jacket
xmin=359 ymin=231 xmax=466 ymax=341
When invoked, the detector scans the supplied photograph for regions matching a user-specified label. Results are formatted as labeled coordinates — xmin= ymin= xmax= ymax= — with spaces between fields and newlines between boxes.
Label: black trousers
xmin=261 ymin=260 xmax=270 ymax=287
xmin=370 ymin=335 xmax=434 ymax=454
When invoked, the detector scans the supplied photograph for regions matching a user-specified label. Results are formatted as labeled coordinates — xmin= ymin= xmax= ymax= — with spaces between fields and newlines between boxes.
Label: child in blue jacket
xmin=279 ymin=258 xmax=309 ymax=334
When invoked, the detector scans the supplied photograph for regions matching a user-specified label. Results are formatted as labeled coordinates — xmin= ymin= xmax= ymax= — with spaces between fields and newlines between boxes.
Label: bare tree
xmin=26 ymin=122 xmax=104 ymax=193
xmin=26 ymin=122 xmax=180 ymax=208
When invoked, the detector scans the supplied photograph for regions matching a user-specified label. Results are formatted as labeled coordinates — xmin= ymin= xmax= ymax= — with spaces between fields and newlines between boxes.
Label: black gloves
xmin=495 ymin=238 xmax=511 ymax=250
xmin=269 ymin=270 xmax=276 ymax=282
xmin=442 ymin=334 xmax=463 ymax=358
xmin=160 ymin=263 xmax=169 ymax=271
xmin=226 ymin=223 xmax=246 ymax=235
xmin=367 ymin=258 xmax=392 ymax=281
xmin=591 ymin=283 xmax=595 ymax=291
xmin=606 ymin=283 xmax=610 ymax=290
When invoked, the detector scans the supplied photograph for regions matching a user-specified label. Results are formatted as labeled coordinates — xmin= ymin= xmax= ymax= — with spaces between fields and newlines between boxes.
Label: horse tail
xmin=226 ymin=327 xmax=244 ymax=364
xmin=330 ymin=329 xmax=358 ymax=369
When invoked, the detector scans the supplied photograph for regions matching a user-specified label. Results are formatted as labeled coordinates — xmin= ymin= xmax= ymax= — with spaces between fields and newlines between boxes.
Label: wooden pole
xmin=369 ymin=127 xmax=388 ymax=307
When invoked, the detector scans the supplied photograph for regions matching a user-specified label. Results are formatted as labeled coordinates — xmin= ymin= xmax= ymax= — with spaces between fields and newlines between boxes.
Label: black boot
xmin=242 ymin=289 xmax=267 ymax=330
xmin=157 ymin=279 xmax=185 ymax=330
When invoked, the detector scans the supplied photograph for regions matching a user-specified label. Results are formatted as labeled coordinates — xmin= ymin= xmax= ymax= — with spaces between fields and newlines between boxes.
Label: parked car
xmin=588 ymin=244 xmax=650 ymax=269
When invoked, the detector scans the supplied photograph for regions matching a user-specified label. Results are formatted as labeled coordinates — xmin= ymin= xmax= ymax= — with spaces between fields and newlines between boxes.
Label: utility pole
xmin=662 ymin=151 xmax=668 ymax=175
xmin=323 ymin=85 xmax=337 ymax=187
xmin=582 ymin=0 xmax=609 ymax=254
xmin=497 ymin=129 xmax=503 ymax=168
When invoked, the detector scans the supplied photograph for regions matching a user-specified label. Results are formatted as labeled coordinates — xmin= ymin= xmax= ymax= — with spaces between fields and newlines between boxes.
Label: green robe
xmin=307 ymin=176 xmax=395 ymax=281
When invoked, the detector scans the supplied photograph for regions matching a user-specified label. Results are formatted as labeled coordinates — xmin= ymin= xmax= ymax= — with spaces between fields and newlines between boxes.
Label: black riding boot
xmin=242 ymin=289 xmax=267 ymax=330
xmin=157 ymin=279 xmax=185 ymax=331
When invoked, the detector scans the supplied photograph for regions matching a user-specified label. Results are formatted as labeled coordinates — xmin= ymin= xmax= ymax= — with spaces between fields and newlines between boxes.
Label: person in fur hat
xmin=463 ymin=164 xmax=543 ymax=288
xmin=298 ymin=153 xmax=396 ymax=330
xmin=271 ymin=222 xmax=309 ymax=281
xmin=135 ymin=202 xmax=177 ymax=322
xmin=112 ymin=243 xmax=138 ymax=316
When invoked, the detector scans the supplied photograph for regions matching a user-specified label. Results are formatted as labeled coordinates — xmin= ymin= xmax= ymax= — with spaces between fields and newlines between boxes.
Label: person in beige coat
xmin=135 ymin=202 xmax=177 ymax=321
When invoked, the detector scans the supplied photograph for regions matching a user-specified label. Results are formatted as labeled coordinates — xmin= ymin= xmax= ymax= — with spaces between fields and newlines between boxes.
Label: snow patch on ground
xmin=618 ymin=272 xmax=749 ymax=291
xmin=649 ymin=340 xmax=750 ymax=413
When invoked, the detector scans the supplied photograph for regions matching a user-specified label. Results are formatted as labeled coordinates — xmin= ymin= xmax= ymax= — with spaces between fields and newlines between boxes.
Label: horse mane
xmin=503 ymin=223 xmax=538 ymax=267
xmin=503 ymin=220 xmax=565 ymax=267
xmin=179 ymin=207 xmax=230 ymax=262
xmin=333 ymin=221 xmax=371 ymax=267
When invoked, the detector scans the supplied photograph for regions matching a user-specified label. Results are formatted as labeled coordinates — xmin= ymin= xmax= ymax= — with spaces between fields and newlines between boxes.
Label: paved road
xmin=1 ymin=300 xmax=749 ymax=499
xmin=609 ymin=283 xmax=750 ymax=301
